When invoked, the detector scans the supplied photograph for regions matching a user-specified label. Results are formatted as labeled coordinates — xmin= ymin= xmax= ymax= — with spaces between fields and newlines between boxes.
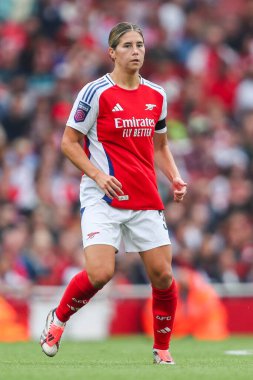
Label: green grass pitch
xmin=0 ymin=336 xmax=252 ymax=380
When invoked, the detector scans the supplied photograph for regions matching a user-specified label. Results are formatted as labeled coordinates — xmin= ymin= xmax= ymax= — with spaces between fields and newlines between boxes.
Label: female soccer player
xmin=40 ymin=22 xmax=187 ymax=364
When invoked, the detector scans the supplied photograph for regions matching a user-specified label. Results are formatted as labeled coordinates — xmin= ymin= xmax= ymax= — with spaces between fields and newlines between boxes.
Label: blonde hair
xmin=108 ymin=22 xmax=144 ymax=49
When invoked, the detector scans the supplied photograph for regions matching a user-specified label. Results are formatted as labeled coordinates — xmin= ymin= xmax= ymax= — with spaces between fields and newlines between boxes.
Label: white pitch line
xmin=224 ymin=350 xmax=253 ymax=356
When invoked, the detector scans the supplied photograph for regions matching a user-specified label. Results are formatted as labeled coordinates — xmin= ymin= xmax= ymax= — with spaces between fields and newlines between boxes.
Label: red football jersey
xmin=67 ymin=74 xmax=167 ymax=210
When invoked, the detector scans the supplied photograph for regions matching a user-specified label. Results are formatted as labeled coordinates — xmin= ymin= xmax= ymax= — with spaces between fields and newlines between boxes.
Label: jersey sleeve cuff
xmin=66 ymin=123 xmax=87 ymax=135
xmin=155 ymin=126 xmax=167 ymax=134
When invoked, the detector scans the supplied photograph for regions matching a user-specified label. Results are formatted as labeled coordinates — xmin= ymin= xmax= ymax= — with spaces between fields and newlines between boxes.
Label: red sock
xmin=152 ymin=279 xmax=177 ymax=350
xmin=56 ymin=271 xmax=100 ymax=322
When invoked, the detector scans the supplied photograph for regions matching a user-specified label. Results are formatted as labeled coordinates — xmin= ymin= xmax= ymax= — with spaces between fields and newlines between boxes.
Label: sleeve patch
xmin=74 ymin=101 xmax=91 ymax=122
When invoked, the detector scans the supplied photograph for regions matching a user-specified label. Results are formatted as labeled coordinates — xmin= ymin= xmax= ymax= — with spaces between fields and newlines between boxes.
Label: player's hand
xmin=172 ymin=177 xmax=187 ymax=202
xmin=94 ymin=172 xmax=124 ymax=199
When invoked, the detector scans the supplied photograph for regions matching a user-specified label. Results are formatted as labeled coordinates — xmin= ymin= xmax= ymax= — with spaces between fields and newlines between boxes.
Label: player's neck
xmin=109 ymin=70 xmax=140 ymax=90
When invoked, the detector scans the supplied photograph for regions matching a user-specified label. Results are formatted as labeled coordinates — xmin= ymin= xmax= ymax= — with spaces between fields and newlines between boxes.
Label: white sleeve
xmin=159 ymin=89 xmax=167 ymax=121
xmin=66 ymin=84 xmax=98 ymax=135
xmin=154 ymin=89 xmax=167 ymax=134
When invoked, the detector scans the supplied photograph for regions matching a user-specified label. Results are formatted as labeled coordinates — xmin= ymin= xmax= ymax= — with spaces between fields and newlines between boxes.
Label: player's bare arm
xmin=153 ymin=132 xmax=187 ymax=202
xmin=61 ymin=126 xmax=123 ymax=199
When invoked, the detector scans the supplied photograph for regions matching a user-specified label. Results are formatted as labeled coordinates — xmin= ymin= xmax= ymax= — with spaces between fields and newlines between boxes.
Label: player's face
xmin=109 ymin=31 xmax=145 ymax=73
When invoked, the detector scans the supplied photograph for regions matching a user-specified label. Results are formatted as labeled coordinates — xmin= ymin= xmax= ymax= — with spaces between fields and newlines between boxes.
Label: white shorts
xmin=80 ymin=199 xmax=171 ymax=252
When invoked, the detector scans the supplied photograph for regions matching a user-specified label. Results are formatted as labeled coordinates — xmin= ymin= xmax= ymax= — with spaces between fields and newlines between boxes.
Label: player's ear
xmin=108 ymin=47 xmax=116 ymax=62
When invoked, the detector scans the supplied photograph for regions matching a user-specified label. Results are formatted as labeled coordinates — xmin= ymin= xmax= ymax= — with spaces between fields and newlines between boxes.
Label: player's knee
xmin=151 ymin=268 xmax=173 ymax=289
xmin=88 ymin=269 xmax=114 ymax=288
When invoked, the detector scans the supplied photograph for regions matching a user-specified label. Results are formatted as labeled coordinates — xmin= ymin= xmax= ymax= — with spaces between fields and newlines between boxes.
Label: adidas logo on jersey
xmin=112 ymin=103 xmax=124 ymax=112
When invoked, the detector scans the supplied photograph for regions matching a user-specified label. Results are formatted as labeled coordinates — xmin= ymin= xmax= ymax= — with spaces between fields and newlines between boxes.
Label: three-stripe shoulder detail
xmin=142 ymin=79 xmax=164 ymax=92
xmin=82 ymin=76 xmax=112 ymax=104
xmin=105 ymin=74 xmax=114 ymax=85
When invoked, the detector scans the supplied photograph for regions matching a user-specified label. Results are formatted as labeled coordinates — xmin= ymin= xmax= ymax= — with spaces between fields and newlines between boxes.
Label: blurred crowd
xmin=0 ymin=0 xmax=253 ymax=297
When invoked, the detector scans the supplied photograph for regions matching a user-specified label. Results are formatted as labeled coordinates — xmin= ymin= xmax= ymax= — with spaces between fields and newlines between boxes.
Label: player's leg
xmin=140 ymin=245 xmax=177 ymax=364
xmin=41 ymin=200 xmax=120 ymax=357
xmin=123 ymin=209 xmax=177 ymax=364
xmin=40 ymin=245 xmax=116 ymax=357
xmin=56 ymin=244 xmax=116 ymax=321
